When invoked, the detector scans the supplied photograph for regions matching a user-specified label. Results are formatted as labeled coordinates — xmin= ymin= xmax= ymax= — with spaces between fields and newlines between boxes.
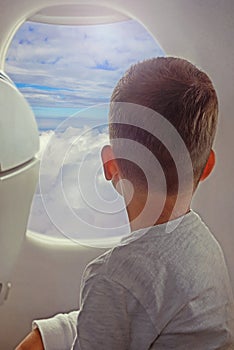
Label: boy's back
xmin=75 ymin=211 xmax=233 ymax=349
xmin=16 ymin=57 xmax=234 ymax=350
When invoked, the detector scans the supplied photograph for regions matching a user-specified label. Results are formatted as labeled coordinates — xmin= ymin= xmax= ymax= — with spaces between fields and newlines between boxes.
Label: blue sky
xmin=5 ymin=19 xmax=164 ymax=130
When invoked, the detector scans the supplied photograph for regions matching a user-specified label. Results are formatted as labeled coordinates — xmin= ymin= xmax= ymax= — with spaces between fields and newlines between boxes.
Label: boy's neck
xmin=125 ymin=191 xmax=191 ymax=232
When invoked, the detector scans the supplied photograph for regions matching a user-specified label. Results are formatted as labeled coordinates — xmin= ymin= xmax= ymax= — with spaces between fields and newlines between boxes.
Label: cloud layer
xmin=28 ymin=122 xmax=130 ymax=246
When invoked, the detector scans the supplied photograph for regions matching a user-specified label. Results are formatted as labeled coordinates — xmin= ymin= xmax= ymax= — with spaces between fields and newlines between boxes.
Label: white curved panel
xmin=0 ymin=75 xmax=39 ymax=171
xmin=0 ymin=159 xmax=39 ymax=292
xmin=30 ymin=4 xmax=129 ymax=25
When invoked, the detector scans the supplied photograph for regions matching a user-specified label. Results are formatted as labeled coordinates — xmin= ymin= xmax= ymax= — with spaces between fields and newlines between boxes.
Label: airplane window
xmin=5 ymin=19 xmax=164 ymax=247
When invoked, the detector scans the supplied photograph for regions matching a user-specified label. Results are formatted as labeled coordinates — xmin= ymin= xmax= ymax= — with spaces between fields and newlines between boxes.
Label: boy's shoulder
xmin=81 ymin=211 xmax=233 ymax=332
xmin=82 ymin=210 xmax=224 ymax=289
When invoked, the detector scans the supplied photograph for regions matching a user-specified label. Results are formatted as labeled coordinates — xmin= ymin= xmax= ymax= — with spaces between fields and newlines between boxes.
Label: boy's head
xmin=102 ymin=57 xmax=218 ymax=198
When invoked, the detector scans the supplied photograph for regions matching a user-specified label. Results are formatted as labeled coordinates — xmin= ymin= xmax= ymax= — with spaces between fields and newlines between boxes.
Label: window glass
xmin=6 ymin=20 xmax=164 ymax=247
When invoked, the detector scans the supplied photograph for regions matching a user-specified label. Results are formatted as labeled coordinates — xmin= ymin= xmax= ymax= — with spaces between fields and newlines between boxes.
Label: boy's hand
xmin=15 ymin=328 xmax=44 ymax=350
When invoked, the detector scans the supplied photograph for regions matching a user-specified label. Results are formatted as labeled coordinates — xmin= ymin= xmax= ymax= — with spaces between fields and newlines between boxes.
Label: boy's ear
xmin=101 ymin=145 xmax=119 ymax=181
xmin=200 ymin=149 xmax=216 ymax=181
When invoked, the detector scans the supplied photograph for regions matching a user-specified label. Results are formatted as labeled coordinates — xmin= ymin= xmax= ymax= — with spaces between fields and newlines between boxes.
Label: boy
xmin=16 ymin=57 xmax=234 ymax=349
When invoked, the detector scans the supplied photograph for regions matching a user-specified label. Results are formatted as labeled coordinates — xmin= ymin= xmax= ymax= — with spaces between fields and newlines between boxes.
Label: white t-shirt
xmin=34 ymin=211 xmax=234 ymax=349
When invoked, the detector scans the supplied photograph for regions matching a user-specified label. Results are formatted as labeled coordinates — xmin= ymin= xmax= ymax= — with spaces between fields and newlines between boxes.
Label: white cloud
xmin=28 ymin=124 xmax=130 ymax=246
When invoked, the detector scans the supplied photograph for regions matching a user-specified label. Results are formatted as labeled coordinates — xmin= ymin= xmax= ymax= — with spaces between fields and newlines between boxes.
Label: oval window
xmin=5 ymin=19 xmax=165 ymax=247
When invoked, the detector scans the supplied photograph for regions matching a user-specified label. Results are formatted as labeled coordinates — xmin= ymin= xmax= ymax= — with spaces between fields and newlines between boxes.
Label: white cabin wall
xmin=0 ymin=233 xmax=106 ymax=349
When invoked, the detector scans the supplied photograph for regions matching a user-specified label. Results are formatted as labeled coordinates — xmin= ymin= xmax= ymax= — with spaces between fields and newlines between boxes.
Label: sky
xmin=5 ymin=19 xmax=164 ymax=130
xmin=5 ymin=19 xmax=164 ymax=244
